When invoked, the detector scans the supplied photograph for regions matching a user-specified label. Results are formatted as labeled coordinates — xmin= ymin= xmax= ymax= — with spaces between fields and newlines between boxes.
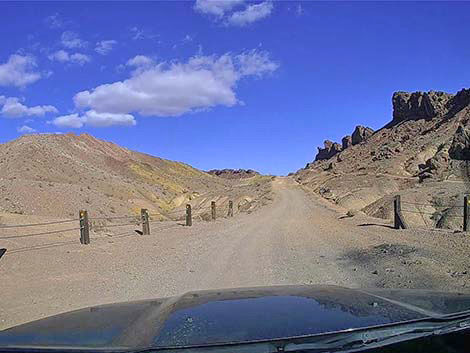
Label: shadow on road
xmin=3 ymin=240 xmax=77 ymax=255
xmin=358 ymin=223 xmax=395 ymax=229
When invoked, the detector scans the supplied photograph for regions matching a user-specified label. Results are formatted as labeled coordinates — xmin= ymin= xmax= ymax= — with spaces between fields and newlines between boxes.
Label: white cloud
xmin=95 ymin=40 xmax=117 ymax=55
xmin=126 ymin=55 xmax=154 ymax=68
xmin=194 ymin=0 xmax=245 ymax=17
xmin=50 ymin=110 xmax=136 ymax=128
xmin=69 ymin=53 xmax=91 ymax=65
xmin=61 ymin=31 xmax=87 ymax=49
xmin=0 ymin=96 xmax=58 ymax=118
xmin=0 ymin=54 xmax=41 ymax=87
xmin=48 ymin=50 xmax=91 ymax=65
xmin=50 ymin=113 xmax=83 ymax=128
xmin=227 ymin=1 xmax=273 ymax=26
xmin=17 ymin=125 xmax=37 ymax=134
xmin=44 ymin=13 xmax=63 ymax=29
xmin=73 ymin=50 xmax=278 ymax=117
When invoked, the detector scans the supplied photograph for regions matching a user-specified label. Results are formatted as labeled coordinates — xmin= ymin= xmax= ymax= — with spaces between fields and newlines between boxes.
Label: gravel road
xmin=2 ymin=177 xmax=470 ymax=329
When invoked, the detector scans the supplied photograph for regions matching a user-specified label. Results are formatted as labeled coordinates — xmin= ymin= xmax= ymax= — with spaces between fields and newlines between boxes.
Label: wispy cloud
xmin=194 ymin=0 xmax=273 ymax=26
xmin=194 ymin=0 xmax=245 ymax=17
xmin=95 ymin=40 xmax=117 ymax=55
xmin=227 ymin=1 xmax=273 ymax=26
xmin=17 ymin=125 xmax=37 ymax=134
xmin=48 ymin=50 xmax=91 ymax=65
xmin=0 ymin=54 xmax=41 ymax=87
xmin=129 ymin=26 xmax=159 ymax=41
xmin=44 ymin=13 xmax=64 ymax=29
xmin=61 ymin=31 xmax=88 ymax=49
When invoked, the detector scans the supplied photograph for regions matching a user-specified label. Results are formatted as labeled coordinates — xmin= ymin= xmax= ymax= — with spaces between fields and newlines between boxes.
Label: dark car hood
xmin=2 ymin=285 xmax=470 ymax=351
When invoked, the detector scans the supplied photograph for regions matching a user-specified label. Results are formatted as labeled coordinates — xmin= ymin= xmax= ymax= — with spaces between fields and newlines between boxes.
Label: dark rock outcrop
xmin=351 ymin=125 xmax=374 ymax=145
xmin=342 ymin=135 xmax=352 ymax=149
xmin=392 ymin=91 xmax=453 ymax=123
xmin=449 ymin=123 xmax=470 ymax=160
xmin=207 ymin=169 xmax=260 ymax=179
xmin=315 ymin=140 xmax=342 ymax=161
xmin=448 ymin=89 xmax=470 ymax=116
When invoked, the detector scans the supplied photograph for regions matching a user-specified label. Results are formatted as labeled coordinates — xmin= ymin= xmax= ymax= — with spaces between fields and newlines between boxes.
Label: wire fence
xmin=0 ymin=200 xmax=236 ymax=249
xmin=394 ymin=195 xmax=470 ymax=230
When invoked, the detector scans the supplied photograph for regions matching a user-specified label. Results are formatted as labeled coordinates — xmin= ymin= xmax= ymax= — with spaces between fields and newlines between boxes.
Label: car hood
xmin=1 ymin=285 xmax=470 ymax=351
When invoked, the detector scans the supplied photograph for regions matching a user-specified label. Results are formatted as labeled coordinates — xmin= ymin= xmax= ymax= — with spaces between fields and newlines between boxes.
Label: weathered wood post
xmin=393 ymin=195 xmax=407 ymax=230
xmin=186 ymin=204 xmax=192 ymax=226
xmin=79 ymin=210 xmax=90 ymax=244
xmin=228 ymin=200 xmax=233 ymax=217
xmin=141 ymin=208 xmax=150 ymax=235
xmin=464 ymin=196 xmax=469 ymax=232
xmin=211 ymin=201 xmax=216 ymax=221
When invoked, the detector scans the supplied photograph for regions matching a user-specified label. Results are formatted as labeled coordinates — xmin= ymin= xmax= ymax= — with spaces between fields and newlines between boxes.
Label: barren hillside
xmin=0 ymin=133 xmax=272 ymax=220
xmin=295 ymin=89 xmax=470 ymax=229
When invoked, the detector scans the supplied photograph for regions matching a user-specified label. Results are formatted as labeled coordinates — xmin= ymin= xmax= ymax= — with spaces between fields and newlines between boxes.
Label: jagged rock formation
xmin=315 ymin=140 xmax=343 ymax=161
xmin=314 ymin=125 xmax=375 ymax=161
xmin=342 ymin=135 xmax=352 ymax=149
xmin=352 ymin=125 xmax=374 ymax=145
xmin=296 ymin=88 xmax=470 ymax=230
xmin=392 ymin=91 xmax=453 ymax=123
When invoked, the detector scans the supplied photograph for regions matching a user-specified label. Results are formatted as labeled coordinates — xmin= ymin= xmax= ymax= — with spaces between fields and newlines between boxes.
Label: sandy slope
xmin=2 ymin=178 xmax=470 ymax=329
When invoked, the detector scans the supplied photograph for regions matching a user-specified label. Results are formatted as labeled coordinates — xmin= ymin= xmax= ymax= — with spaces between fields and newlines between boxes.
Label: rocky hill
xmin=207 ymin=169 xmax=260 ymax=179
xmin=295 ymin=88 xmax=470 ymax=230
xmin=0 ymin=133 xmax=273 ymax=219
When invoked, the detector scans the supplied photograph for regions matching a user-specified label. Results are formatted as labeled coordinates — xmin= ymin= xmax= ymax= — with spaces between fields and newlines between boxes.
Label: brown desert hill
xmin=0 ymin=133 xmax=273 ymax=220
xmin=294 ymin=88 xmax=470 ymax=230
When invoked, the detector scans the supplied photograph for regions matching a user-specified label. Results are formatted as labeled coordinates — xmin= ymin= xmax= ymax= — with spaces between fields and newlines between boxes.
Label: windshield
xmin=1 ymin=0 xmax=470 ymax=351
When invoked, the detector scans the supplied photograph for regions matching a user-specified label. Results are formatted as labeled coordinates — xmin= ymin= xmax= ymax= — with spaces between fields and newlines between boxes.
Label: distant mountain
xmin=207 ymin=169 xmax=260 ymax=179
xmin=0 ymin=133 xmax=272 ymax=218
xmin=295 ymin=89 xmax=470 ymax=230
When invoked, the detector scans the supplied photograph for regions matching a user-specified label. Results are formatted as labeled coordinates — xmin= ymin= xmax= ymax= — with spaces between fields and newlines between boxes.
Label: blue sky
xmin=0 ymin=1 xmax=469 ymax=175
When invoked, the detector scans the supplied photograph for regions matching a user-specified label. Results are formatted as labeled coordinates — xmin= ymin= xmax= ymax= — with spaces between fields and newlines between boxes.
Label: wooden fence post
xmin=186 ymin=204 xmax=192 ymax=226
xmin=464 ymin=196 xmax=469 ymax=232
xmin=228 ymin=200 xmax=233 ymax=217
xmin=141 ymin=208 xmax=150 ymax=235
xmin=393 ymin=195 xmax=408 ymax=230
xmin=79 ymin=210 xmax=90 ymax=244
xmin=211 ymin=201 xmax=216 ymax=221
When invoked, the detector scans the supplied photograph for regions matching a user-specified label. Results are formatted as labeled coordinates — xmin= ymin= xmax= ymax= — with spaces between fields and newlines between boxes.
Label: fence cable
xmin=0 ymin=227 xmax=79 ymax=240
xmin=0 ymin=219 xmax=78 ymax=229
xmin=401 ymin=201 xmax=464 ymax=208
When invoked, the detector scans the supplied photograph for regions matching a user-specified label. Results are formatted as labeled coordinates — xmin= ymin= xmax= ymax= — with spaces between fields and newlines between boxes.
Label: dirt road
xmin=2 ymin=177 xmax=470 ymax=329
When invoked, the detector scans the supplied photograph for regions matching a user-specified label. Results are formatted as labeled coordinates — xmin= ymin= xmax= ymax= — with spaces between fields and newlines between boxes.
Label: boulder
xmin=342 ymin=135 xmax=352 ymax=149
xmin=351 ymin=125 xmax=374 ymax=145
xmin=315 ymin=140 xmax=342 ymax=161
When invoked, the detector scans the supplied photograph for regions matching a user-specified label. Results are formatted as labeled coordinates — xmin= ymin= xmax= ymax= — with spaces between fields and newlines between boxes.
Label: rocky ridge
xmin=207 ymin=169 xmax=261 ymax=179
xmin=314 ymin=125 xmax=374 ymax=161
xmin=296 ymin=88 xmax=470 ymax=230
